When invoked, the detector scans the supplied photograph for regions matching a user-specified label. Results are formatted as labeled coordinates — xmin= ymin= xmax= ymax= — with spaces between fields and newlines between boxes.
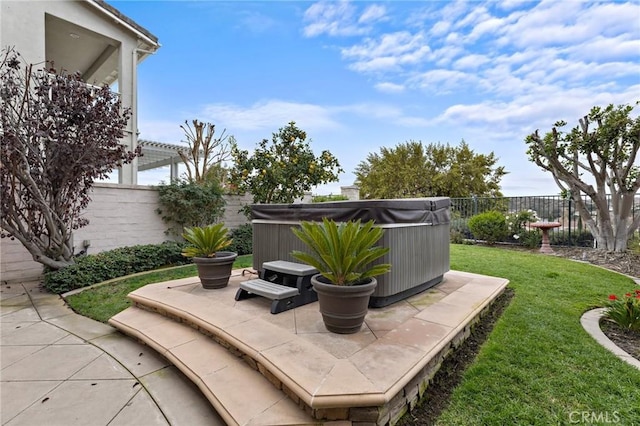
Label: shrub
xmin=43 ymin=241 xmax=190 ymax=294
xmin=227 ymin=224 xmax=253 ymax=255
xmin=155 ymin=179 xmax=226 ymax=236
xmin=468 ymin=211 xmax=508 ymax=245
xmin=450 ymin=229 xmax=465 ymax=244
xmin=518 ymin=230 xmax=542 ymax=249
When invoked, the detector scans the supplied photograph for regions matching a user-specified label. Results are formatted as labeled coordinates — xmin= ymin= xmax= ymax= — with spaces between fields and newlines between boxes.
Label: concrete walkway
xmin=0 ymin=281 xmax=224 ymax=426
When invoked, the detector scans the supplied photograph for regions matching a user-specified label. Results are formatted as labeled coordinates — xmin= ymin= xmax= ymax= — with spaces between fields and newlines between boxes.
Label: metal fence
xmin=450 ymin=195 xmax=640 ymax=247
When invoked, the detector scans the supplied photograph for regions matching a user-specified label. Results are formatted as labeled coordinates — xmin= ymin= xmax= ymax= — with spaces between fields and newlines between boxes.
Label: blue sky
xmin=112 ymin=0 xmax=640 ymax=196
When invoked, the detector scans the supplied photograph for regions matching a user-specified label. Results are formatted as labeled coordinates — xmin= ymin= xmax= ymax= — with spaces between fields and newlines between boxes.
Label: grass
xmin=65 ymin=254 xmax=252 ymax=323
xmin=437 ymin=245 xmax=640 ymax=425
xmin=64 ymin=247 xmax=640 ymax=424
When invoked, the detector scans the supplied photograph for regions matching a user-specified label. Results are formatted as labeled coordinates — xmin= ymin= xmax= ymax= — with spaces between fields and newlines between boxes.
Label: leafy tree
xmin=229 ymin=121 xmax=342 ymax=204
xmin=526 ymin=102 xmax=640 ymax=252
xmin=178 ymin=119 xmax=234 ymax=185
xmin=155 ymin=178 xmax=225 ymax=236
xmin=0 ymin=48 xmax=136 ymax=270
xmin=355 ymin=140 xmax=506 ymax=199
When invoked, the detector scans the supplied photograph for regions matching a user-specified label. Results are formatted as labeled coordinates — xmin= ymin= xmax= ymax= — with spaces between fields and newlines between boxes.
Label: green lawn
xmin=64 ymin=247 xmax=640 ymax=424
xmin=65 ymin=254 xmax=252 ymax=323
xmin=438 ymin=244 xmax=640 ymax=425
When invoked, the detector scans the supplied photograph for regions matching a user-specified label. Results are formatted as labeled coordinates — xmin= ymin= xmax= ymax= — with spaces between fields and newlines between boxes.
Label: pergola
xmin=138 ymin=140 xmax=185 ymax=181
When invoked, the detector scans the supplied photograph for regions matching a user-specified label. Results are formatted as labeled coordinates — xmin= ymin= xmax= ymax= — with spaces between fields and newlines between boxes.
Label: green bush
xmin=227 ymin=224 xmax=253 ymax=255
xmin=468 ymin=211 xmax=508 ymax=245
xmin=519 ymin=230 xmax=542 ymax=249
xmin=450 ymin=229 xmax=465 ymax=244
xmin=44 ymin=241 xmax=190 ymax=294
xmin=155 ymin=179 xmax=226 ymax=236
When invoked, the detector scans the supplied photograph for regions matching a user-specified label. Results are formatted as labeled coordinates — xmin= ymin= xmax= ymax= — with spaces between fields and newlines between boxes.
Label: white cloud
xmin=201 ymin=100 xmax=340 ymax=132
xmin=452 ymin=54 xmax=490 ymax=70
xmin=341 ymin=31 xmax=430 ymax=72
xmin=302 ymin=1 xmax=386 ymax=37
xmin=358 ymin=4 xmax=386 ymax=24
xmin=374 ymin=82 xmax=405 ymax=93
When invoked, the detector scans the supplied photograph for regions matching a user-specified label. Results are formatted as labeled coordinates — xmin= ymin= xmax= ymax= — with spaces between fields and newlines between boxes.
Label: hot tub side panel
xmin=369 ymin=223 xmax=450 ymax=307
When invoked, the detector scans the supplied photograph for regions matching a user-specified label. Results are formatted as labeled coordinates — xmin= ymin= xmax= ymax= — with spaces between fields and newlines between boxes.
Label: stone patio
xmin=109 ymin=269 xmax=508 ymax=425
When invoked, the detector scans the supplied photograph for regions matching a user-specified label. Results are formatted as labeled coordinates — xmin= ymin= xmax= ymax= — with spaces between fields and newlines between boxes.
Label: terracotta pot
xmin=192 ymin=251 xmax=237 ymax=289
xmin=311 ymin=274 xmax=377 ymax=334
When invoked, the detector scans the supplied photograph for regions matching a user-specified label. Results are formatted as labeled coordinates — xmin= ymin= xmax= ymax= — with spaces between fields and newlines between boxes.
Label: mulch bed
xmin=599 ymin=320 xmax=640 ymax=361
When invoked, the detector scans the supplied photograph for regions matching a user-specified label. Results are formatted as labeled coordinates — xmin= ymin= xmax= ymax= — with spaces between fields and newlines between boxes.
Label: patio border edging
xmin=580 ymin=308 xmax=640 ymax=370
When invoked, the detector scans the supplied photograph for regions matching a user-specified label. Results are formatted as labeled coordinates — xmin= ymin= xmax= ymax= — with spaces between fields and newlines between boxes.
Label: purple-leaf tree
xmin=0 ymin=48 xmax=138 ymax=270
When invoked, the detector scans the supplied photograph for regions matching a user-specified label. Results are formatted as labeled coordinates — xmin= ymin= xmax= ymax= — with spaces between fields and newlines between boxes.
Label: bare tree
xmin=526 ymin=102 xmax=640 ymax=252
xmin=178 ymin=119 xmax=234 ymax=184
xmin=0 ymin=48 xmax=137 ymax=269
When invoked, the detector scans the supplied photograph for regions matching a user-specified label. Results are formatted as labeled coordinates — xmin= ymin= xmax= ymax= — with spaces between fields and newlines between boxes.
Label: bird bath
xmin=530 ymin=221 xmax=562 ymax=253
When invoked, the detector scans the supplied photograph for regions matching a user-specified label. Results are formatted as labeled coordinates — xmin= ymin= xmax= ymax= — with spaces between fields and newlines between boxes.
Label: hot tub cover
xmin=251 ymin=198 xmax=450 ymax=225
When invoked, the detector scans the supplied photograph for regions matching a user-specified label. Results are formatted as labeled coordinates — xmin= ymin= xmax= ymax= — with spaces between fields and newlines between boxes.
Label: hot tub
xmin=251 ymin=198 xmax=450 ymax=307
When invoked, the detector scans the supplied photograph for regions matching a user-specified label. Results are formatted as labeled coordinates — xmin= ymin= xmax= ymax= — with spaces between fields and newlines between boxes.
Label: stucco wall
xmin=0 ymin=184 xmax=252 ymax=283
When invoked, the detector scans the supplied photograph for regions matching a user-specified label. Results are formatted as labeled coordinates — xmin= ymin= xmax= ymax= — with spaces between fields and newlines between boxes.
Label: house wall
xmin=0 ymin=0 xmax=144 ymax=184
xmin=0 ymin=184 xmax=252 ymax=284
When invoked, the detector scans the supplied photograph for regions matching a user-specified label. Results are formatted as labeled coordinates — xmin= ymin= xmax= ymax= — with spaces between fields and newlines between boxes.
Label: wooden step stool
xmin=235 ymin=260 xmax=318 ymax=314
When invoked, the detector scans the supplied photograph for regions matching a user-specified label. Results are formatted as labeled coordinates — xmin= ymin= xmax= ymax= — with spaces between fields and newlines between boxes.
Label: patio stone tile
xmin=349 ymin=340 xmax=425 ymax=390
xmin=1 ymin=321 xmax=69 ymax=345
xmin=108 ymin=388 xmax=169 ymax=426
xmin=313 ymin=359 xmax=378 ymax=397
xmin=168 ymin=338 xmax=235 ymax=376
xmin=139 ymin=319 xmax=202 ymax=350
xmin=0 ymin=293 xmax=30 ymax=306
xmin=457 ymin=279 xmax=507 ymax=297
xmin=54 ymin=334 xmax=86 ymax=345
xmin=90 ymin=333 xmax=170 ymax=377
xmin=440 ymin=288 xmax=490 ymax=311
xmin=292 ymin=306 xmax=326 ymax=333
xmin=380 ymin=318 xmax=452 ymax=352
xmin=365 ymin=301 xmax=419 ymax=332
xmin=140 ymin=366 xmax=225 ymax=426
xmin=415 ymin=301 xmax=475 ymax=328
xmin=0 ymin=306 xmax=40 ymax=322
xmin=224 ymin=317 xmax=297 ymax=353
xmin=299 ymin=328 xmax=376 ymax=359
xmin=200 ymin=360 xmax=286 ymax=426
xmin=0 ymin=380 xmax=62 ymax=424
xmin=261 ymin=338 xmax=338 ymax=393
xmin=244 ymin=396 xmax=316 ymax=426
xmin=33 ymin=298 xmax=74 ymax=320
xmin=435 ymin=275 xmax=471 ymax=294
xmin=47 ymin=313 xmax=115 ymax=340
xmin=70 ymin=353 xmax=132 ymax=380
xmin=259 ymin=308 xmax=297 ymax=333
xmin=406 ymin=288 xmax=448 ymax=309
xmin=1 ymin=344 xmax=102 ymax=381
xmin=0 ymin=345 xmax=45 ymax=370
xmin=5 ymin=378 xmax=139 ymax=426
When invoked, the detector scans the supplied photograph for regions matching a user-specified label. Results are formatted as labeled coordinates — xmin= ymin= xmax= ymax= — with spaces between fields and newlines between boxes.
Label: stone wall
xmin=0 ymin=184 xmax=252 ymax=283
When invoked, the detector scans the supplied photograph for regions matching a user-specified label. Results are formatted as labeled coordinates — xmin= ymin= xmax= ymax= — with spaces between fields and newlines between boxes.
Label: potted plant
xmin=182 ymin=223 xmax=238 ymax=289
xmin=291 ymin=218 xmax=391 ymax=334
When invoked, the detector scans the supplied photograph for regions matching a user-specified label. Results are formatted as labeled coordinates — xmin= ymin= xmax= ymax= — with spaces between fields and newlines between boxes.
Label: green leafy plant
xmin=468 ymin=211 xmax=508 ymax=245
xmin=43 ymin=242 xmax=190 ymax=294
xmin=182 ymin=223 xmax=233 ymax=258
xmin=227 ymin=224 xmax=253 ymax=256
xmin=605 ymin=290 xmax=640 ymax=332
xmin=155 ymin=179 xmax=225 ymax=236
xmin=291 ymin=218 xmax=391 ymax=285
